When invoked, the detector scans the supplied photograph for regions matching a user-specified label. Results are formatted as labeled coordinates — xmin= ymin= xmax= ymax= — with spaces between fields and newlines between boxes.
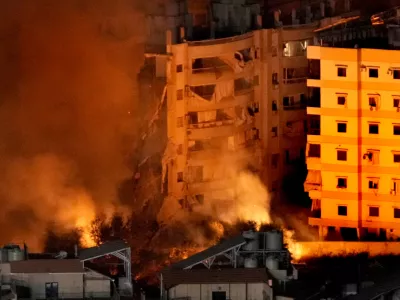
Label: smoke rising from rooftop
xmin=0 ymin=0 xmax=146 ymax=249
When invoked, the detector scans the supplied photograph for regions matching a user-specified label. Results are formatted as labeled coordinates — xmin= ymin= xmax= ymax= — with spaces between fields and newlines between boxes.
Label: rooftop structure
xmin=160 ymin=230 xmax=297 ymax=300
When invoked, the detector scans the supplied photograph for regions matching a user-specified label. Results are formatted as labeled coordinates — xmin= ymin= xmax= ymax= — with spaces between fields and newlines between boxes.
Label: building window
xmin=253 ymin=75 xmax=260 ymax=86
xmin=176 ymin=64 xmax=183 ymax=73
xmin=369 ymin=68 xmax=379 ymax=78
xmin=177 ymin=172 xmax=183 ymax=182
xmin=195 ymin=194 xmax=204 ymax=204
xmin=283 ymin=96 xmax=294 ymax=107
xmin=395 ymin=153 xmax=400 ymax=163
xmin=272 ymin=127 xmax=278 ymax=137
xmin=394 ymin=124 xmax=400 ymax=135
xmin=369 ymin=207 xmax=379 ymax=217
xmin=363 ymin=149 xmax=379 ymax=164
xmin=177 ymin=117 xmax=183 ymax=128
xmin=393 ymin=69 xmax=400 ymax=79
xmin=338 ymin=206 xmax=347 ymax=216
xmin=368 ymin=178 xmax=379 ymax=190
xmin=393 ymin=97 xmax=400 ymax=109
xmin=368 ymin=95 xmax=379 ymax=109
xmin=337 ymin=122 xmax=347 ymax=133
xmin=272 ymin=100 xmax=278 ymax=111
xmin=271 ymin=154 xmax=279 ymax=168
xmin=394 ymin=208 xmax=400 ymax=219
xmin=308 ymin=144 xmax=321 ymax=158
xmin=337 ymin=149 xmax=347 ymax=161
xmin=337 ymin=95 xmax=346 ymax=105
xmin=177 ymin=89 xmax=183 ymax=100
xmin=45 ymin=283 xmax=59 ymax=299
xmin=337 ymin=67 xmax=347 ymax=77
xmin=369 ymin=123 xmax=379 ymax=134
xmin=337 ymin=177 xmax=347 ymax=188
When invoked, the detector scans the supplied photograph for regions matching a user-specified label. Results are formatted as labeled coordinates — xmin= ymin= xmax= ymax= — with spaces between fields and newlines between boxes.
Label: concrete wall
xmin=3 ymin=272 xmax=110 ymax=299
xmin=168 ymin=282 xmax=271 ymax=300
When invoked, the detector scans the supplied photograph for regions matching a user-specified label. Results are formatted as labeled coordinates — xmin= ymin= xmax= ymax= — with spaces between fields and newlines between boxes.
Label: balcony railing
xmin=283 ymin=102 xmax=306 ymax=110
xmin=311 ymin=209 xmax=321 ymax=218
xmin=283 ymin=77 xmax=307 ymax=84
xmin=188 ymin=119 xmax=235 ymax=129
xmin=192 ymin=65 xmax=232 ymax=74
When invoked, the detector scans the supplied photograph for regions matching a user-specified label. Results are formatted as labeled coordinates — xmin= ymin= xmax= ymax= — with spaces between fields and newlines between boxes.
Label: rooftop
xmin=79 ymin=240 xmax=129 ymax=261
xmin=9 ymin=259 xmax=83 ymax=274
xmin=161 ymin=268 xmax=269 ymax=289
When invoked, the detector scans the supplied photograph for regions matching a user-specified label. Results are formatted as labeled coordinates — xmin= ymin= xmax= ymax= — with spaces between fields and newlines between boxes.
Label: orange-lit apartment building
xmin=163 ymin=25 xmax=315 ymax=210
xmin=305 ymin=45 xmax=400 ymax=239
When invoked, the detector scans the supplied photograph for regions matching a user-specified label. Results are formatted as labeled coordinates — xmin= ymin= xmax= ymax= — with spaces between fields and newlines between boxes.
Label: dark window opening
xmin=369 ymin=68 xmax=378 ymax=78
xmin=176 ymin=64 xmax=183 ymax=73
xmin=394 ymin=154 xmax=400 ymax=163
xmin=308 ymin=144 xmax=321 ymax=158
xmin=394 ymin=125 xmax=400 ymax=135
xmin=45 ymin=282 xmax=59 ymax=299
xmin=369 ymin=97 xmax=377 ymax=107
xmin=308 ymin=115 xmax=321 ymax=135
xmin=338 ymin=96 xmax=346 ymax=105
xmin=272 ymin=73 xmax=279 ymax=85
xmin=308 ymin=59 xmax=321 ymax=80
xmin=393 ymin=70 xmax=400 ymax=79
xmin=337 ymin=177 xmax=347 ymax=188
xmin=369 ymin=207 xmax=379 ymax=217
xmin=187 ymin=112 xmax=198 ymax=124
xmin=190 ymin=85 xmax=215 ymax=100
xmin=369 ymin=124 xmax=379 ymax=134
xmin=337 ymin=67 xmax=347 ymax=77
xmin=177 ymin=172 xmax=183 ymax=182
xmin=394 ymin=208 xmax=400 ymax=219
xmin=308 ymin=87 xmax=321 ymax=107
xmin=338 ymin=206 xmax=347 ymax=216
xmin=368 ymin=180 xmax=379 ymax=189
xmin=337 ymin=150 xmax=347 ymax=161
xmin=272 ymin=127 xmax=278 ymax=137
xmin=337 ymin=122 xmax=347 ymax=133
xmin=394 ymin=98 xmax=400 ymax=108
xmin=212 ymin=291 xmax=227 ymax=300
xmin=272 ymin=100 xmax=278 ymax=111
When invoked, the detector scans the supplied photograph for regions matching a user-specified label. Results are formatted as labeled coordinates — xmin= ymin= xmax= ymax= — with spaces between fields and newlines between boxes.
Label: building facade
xmin=162 ymin=25 xmax=314 ymax=211
xmin=305 ymin=45 xmax=400 ymax=239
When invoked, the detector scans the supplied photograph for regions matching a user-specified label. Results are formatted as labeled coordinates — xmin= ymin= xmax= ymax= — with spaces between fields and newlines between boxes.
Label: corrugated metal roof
xmin=10 ymin=259 xmax=83 ymax=273
xmin=79 ymin=240 xmax=128 ymax=261
xmin=168 ymin=235 xmax=246 ymax=270
xmin=162 ymin=268 xmax=269 ymax=289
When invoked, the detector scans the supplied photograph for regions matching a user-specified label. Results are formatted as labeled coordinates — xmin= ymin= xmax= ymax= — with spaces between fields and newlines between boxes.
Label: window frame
xmin=337 ymin=122 xmax=347 ymax=133
xmin=337 ymin=149 xmax=347 ymax=161
xmin=368 ymin=68 xmax=379 ymax=78
xmin=368 ymin=123 xmax=379 ymax=135
xmin=368 ymin=178 xmax=379 ymax=190
xmin=369 ymin=206 xmax=379 ymax=217
xmin=337 ymin=177 xmax=348 ymax=189
xmin=338 ymin=205 xmax=348 ymax=216
xmin=337 ymin=67 xmax=347 ymax=77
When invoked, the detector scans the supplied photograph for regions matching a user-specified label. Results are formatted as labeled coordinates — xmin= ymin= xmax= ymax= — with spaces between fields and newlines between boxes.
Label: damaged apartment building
xmin=135 ymin=0 xmax=316 ymax=213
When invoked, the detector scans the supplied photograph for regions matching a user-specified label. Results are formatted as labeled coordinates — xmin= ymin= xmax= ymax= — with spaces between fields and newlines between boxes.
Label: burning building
xmin=135 ymin=0 xmax=316 ymax=227
xmin=160 ymin=230 xmax=298 ymax=300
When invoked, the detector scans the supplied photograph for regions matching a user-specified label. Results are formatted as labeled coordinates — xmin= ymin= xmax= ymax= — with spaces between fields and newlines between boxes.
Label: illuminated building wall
xmin=306 ymin=46 xmax=400 ymax=239
xmin=164 ymin=25 xmax=315 ymax=209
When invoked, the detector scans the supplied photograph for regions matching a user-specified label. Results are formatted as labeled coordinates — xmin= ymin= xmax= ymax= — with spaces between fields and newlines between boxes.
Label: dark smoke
xmin=0 ymin=0 xmax=146 ymax=249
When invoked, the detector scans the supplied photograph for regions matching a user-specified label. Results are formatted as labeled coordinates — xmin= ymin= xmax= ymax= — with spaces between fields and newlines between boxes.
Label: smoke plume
xmin=0 ymin=0 xmax=146 ymax=249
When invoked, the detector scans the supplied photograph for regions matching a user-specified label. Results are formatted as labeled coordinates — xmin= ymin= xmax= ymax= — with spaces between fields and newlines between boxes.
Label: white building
xmin=1 ymin=259 xmax=111 ymax=299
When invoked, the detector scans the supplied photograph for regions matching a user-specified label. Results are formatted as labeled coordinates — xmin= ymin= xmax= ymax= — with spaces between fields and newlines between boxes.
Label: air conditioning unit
xmin=370 ymin=106 xmax=377 ymax=111
xmin=391 ymin=189 xmax=396 ymax=195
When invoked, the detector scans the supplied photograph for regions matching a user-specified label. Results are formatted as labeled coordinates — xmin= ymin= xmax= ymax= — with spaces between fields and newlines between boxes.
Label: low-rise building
xmin=160 ymin=230 xmax=298 ymax=300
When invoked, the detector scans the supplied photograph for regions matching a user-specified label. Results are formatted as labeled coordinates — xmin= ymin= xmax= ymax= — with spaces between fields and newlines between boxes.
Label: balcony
xmin=190 ymin=57 xmax=234 ymax=85
xmin=308 ymin=59 xmax=321 ymax=80
xmin=307 ymin=87 xmax=321 ymax=108
xmin=283 ymin=67 xmax=307 ymax=85
xmin=307 ymin=115 xmax=321 ymax=136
